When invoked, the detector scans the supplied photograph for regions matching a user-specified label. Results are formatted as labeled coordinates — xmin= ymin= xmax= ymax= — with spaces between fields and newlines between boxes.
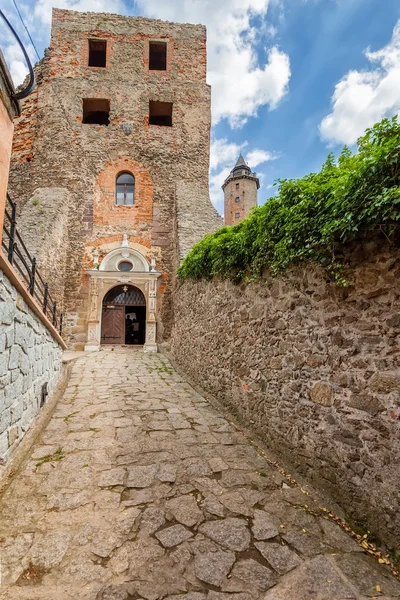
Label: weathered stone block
xmin=0 ymin=409 xmax=11 ymax=435
xmin=10 ymin=369 xmax=19 ymax=383
xmin=0 ymin=351 xmax=9 ymax=377
xmin=269 ymin=357 xmax=282 ymax=370
xmin=0 ymin=298 xmax=15 ymax=325
xmin=8 ymin=424 xmax=19 ymax=447
xmin=19 ymin=351 xmax=30 ymax=376
xmin=16 ymin=293 xmax=28 ymax=313
xmin=6 ymin=328 xmax=14 ymax=348
xmin=345 ymin=394 xmax=384 ymax=415
xmin=310 ymin=382 xmax=333 ymax=406
xmin=0 ymin=431 xmax=8 ymax=459
xmin=15 ymin=322 xmax=27 ymax=346
xmin=8 ymin=345 xmax=20 ymax=370
xmin=10 ymin=402 xmax=23 ymax=425
xmin=370 ymin=372 xmax=400 ymax=393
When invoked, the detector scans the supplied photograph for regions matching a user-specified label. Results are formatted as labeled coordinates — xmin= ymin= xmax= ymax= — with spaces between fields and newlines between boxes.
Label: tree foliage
xmin=178 ymin=117 xmax=400 ymax=285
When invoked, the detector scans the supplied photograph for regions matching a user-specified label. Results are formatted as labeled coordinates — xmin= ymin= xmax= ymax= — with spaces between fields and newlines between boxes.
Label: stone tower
xmin=8 ymin=8 xmax=222 ymax=351
xmin=222 ymin=154 xmax=259 ymax=226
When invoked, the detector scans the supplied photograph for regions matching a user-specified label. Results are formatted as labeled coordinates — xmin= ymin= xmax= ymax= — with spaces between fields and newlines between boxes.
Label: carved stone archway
xmin=84 ymin=239 xmax=161 ymax=352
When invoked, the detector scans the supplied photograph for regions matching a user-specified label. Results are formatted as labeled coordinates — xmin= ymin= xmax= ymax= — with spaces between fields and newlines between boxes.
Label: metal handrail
xmin=2 ymin=194 xmax=63 ymax=335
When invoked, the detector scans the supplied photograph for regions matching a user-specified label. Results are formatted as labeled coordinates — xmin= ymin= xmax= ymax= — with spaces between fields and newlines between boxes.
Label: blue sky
xmin=2 ymin=0 xmax=400 ymax=215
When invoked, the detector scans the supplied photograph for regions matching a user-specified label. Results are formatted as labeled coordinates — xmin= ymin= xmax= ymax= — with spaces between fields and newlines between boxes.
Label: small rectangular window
xmin=149 ymin=101 xmax=172 ymax=127
xmin=149 ymin=42 xmax=167 ymax=70
xmin=235 ymin=183 xmax=239 ymax=190
xmin=235 ymin=212 xmax=240 ymax=218
xmin=235 ymin=196 xmax=240 ymax=202
xmin=82 ymin=98 xmax=110 ymax=125
xmin=88 ymin=40 xmax=107 ymax=67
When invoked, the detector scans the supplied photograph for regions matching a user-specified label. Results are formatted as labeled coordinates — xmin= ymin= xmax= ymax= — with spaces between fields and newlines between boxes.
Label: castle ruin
xmin=8 ymin=8 xmax=222 ymax=351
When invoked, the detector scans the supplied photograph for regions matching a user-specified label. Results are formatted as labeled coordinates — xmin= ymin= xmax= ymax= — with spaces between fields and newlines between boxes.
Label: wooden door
xmin=101 ymin=306 xmax=124 ymax=344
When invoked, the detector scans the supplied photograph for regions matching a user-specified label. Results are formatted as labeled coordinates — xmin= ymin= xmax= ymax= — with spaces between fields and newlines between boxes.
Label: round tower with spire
xmin=222 ymin=154 xmax=260 ymax=226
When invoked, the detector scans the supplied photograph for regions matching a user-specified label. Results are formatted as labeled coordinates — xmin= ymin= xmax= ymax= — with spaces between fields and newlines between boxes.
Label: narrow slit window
xmin=235 ymin=212 xmax=240 ymax=219
xmin=116 ymin=172 xmax=135 ymax=205
xmin=236 ymin=183 xmax=239 ymax=190
xmin=235 ymin=196 xmax=240 ymax=203
xmin=149 ymin=42 xmax=167 ymax=70
xmin=88 ymin=40 xmax=107 ymax=67
xmin=82 ymin=98 xmax=110 ymax=125
xmin=149 ymin=101 xmax=172 ymax=127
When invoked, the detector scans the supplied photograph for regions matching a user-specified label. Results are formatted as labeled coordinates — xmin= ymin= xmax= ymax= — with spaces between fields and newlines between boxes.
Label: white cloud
xmin=8 ymin=59 xmax=29 ymax=85
xmin=246 ymin=148 xmax=277 ymax=167
xmin=136 ymin=0 xmax=291 ymax=127
xmin=209 ymin=137 xmax=277 ymax=209
xmin=210 ymin=138 xmax=244 ymax=171
xmin=264 ymin=24 xmax=278 ymax=39
xmin=5 ymin=0 xmax=290 ymax=124
xmin=31 ymin=0 xmax=123 ymax=27
xmin=209 ymin=137 xmax=242 ymax=206
xmin=320 ymin=20 xmax=400 ymax=145
xmin=209 ymin=166 xmax=232 ymax=207
xmin=1 ymin=36 xmax=37 ymax=86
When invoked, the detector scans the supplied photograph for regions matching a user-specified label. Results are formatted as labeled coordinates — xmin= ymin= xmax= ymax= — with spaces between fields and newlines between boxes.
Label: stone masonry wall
xmin=168 ymin=239 xmax=400 ymax=548
xmin=0 ymin=270 xmax=63 ymax=463
xmin=18 ymin=187 xmax=70 ymax=310
xmin=175 ymin=180 xmax=222 ymax=259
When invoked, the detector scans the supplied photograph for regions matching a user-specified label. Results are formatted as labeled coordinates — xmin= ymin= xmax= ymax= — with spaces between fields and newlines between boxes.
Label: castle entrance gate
xmin=84 ymin=240 xmax=161 ymax=352
xmin=101 ymin=285 xmax=146 ymax=345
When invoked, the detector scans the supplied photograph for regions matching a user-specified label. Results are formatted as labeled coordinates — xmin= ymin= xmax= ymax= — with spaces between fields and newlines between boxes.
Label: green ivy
xmin=178 ymin=117 xmax=400 ymax=285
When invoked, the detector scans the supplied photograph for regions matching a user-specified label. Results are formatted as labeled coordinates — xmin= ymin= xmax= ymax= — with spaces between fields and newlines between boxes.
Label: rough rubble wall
xmin=168 ymin=239 xmax=400 ymax=548
xmin=176 ymin=180 xmax=222 ymax=258
xmin=18 ymin=188 xmax=70 ymax=310
xmin=8 ymin=8 xmax=221 ymax=348
xmin=0 ymin=270 xmax=63 ymax=463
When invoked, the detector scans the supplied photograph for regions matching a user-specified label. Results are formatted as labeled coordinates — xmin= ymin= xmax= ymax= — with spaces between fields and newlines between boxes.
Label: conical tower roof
xmin=221 ymin=153 xmax=260 ymax=190
xmin=232 ymin=153 xmax=251 ymax=174
xmin=234 ymin=153 xmax=247 ymax=168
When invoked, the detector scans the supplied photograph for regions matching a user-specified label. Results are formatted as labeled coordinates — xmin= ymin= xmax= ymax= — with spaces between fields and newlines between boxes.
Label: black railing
xmin=2 ymin=194 xmax=63 ymax=335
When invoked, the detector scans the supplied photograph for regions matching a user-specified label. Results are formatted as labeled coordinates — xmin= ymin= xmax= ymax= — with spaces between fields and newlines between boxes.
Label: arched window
xmin=116 ymin=172 xmax=135 ymax=205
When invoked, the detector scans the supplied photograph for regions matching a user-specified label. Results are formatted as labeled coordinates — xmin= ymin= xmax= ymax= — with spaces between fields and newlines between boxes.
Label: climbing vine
xmin=178 ymin=117 xmax=400 ymax=284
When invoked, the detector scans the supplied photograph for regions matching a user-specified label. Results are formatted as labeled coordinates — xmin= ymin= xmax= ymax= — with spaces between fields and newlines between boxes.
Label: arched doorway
xmin=101 ymin=285 xmax=146 ymax=345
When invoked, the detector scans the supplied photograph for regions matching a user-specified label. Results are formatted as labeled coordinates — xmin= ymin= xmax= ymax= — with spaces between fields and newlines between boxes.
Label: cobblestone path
xmin=0 ymin=349 xmax=399 ymax=599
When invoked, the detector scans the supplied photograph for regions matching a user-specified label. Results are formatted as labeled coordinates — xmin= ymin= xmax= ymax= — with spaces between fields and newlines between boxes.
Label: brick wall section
xmin=8 ymin=9 xmax=221 ymax=349
xmin=168 ymin=239 xmax=400 ymax=548
xmin=94 ymin=158 xmax=153 ymax=230
xmin=10 ymin=87 xmax=37 ymax=164
xmin=224 ymin=174 xmax=258 ymax=226
xmin=0 ymin=270 xmax=63 ymax=462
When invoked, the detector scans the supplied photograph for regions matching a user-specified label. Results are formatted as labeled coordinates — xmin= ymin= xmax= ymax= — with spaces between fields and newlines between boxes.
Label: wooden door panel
xmin=101 ymin=306 xmax=124 ymax=344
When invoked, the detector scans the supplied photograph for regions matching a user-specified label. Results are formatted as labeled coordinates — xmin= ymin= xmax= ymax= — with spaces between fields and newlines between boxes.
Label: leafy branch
xmin=178 ymin=117 xmax=400 ymax=285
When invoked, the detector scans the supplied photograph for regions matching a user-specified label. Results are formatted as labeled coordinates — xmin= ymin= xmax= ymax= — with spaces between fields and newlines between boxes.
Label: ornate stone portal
xmin=85 ymin=240 xmax=161 ymax=352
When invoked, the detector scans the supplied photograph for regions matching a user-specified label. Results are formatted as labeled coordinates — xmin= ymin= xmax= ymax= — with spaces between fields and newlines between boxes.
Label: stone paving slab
xmin=0 ymin=348 xmax=399 ymax=599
